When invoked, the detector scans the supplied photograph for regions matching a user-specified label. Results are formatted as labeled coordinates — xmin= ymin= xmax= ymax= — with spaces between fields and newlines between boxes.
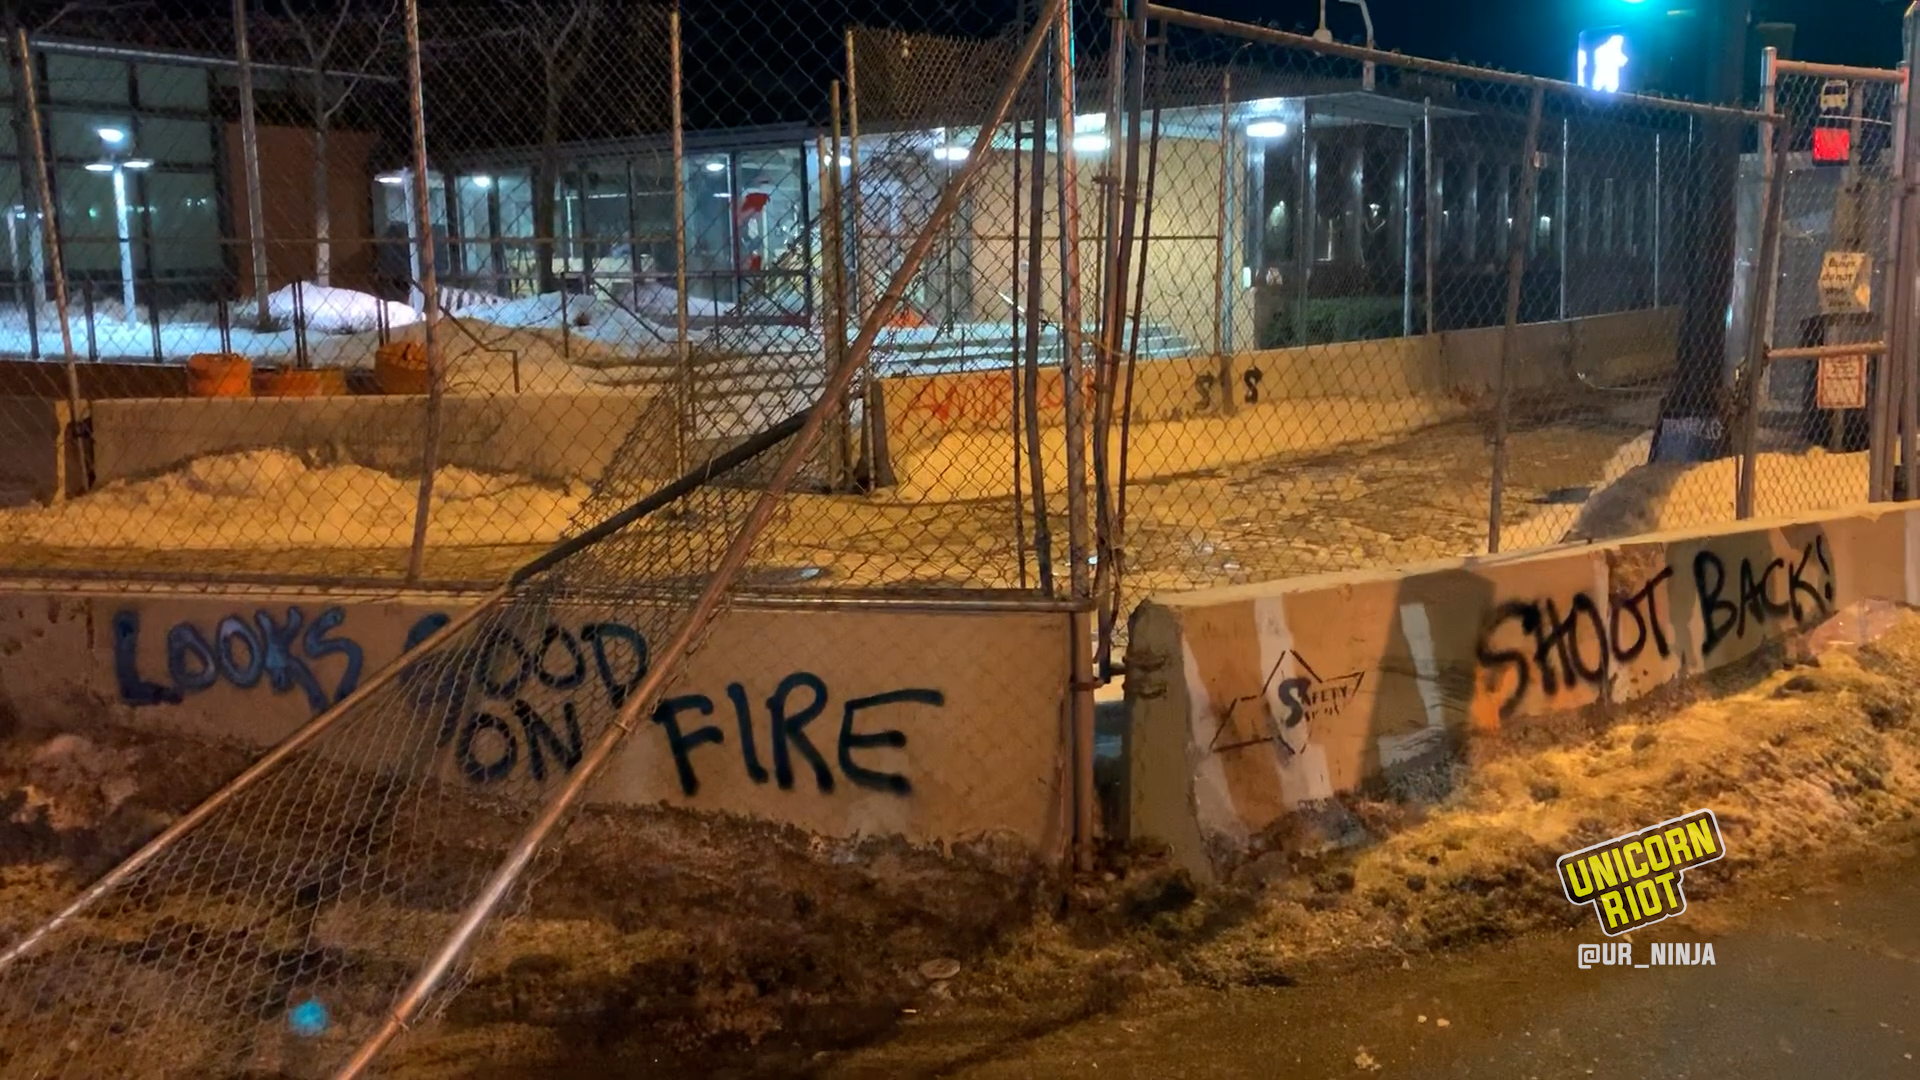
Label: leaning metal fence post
xmin=402 ymin=0 xmax=444 ymax=584
xmin=329 ymin=8 xmax=1068 ymax=1073
xmin=1737 ymin=116 xmax=1792 ymax=520
xmin=1485 ymin=85 xmax=1545 ymax=555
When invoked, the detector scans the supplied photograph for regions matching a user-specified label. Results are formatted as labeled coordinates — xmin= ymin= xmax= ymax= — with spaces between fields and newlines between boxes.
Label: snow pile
xmin=264 ymin=283 xmax=420 ymax=335
xmin=0 ymin=448 xmax=589 ymax=549
xmin=456 ymin=291 xmax=682 ymax=354
xmin=1570 ymin=447 xmax=1870 ymax=542
xmin=438 ymin=285 xmax=512 ymax=314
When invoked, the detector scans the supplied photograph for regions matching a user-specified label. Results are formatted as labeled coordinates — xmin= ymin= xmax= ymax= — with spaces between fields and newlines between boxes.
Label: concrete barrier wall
xmin=0 ymin=397 xmax=76 ymax=503
xmin=0 ymin=588 xmax=1072 ymax=853
xmin=878 ymin=308 xmax=1679 ymax=502
xmin=1125 ymin=501 xmax=1920 ymax=878
xmin=87 ymin=390 xmax=678 ymax=488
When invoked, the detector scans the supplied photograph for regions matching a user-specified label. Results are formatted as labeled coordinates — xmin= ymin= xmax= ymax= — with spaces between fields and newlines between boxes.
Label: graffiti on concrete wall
xmin=898 ymin=369 xmax=1093 ymax=430
xmin=400 ymin=613 xmax=946 ymax=796
xmin=1475 ymin=535 xmax=1836 ymax=719
xmin=398 ymin=612 xmax=651 ymax=788
xmin=113 ymin=606 xmax=365 ymax=714
xmin=118 ymin=605 xmax=947 ymax=800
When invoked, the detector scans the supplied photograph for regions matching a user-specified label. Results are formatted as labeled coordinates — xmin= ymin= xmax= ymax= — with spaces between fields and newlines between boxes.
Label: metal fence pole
xmin=1737 ymin=117 xmax=1792 ymax=519
xmin=1425 ymin=98 xmax=1438 ymax=334
xmin=828 ymin=82 xmax=854 ymax=489
xmin=1557 ymin=116 xmax=1568 ymax=321
xmin=233 ymin=0 xmax=272 ymax=329
xmin=16 ymin=27 xmax=79 ymax=495
xmin=1905 ymin=7 xmax=1920 ymax=502
xmin=845 ymin=29 xmax=880 ymax=484
xmin=1023 ymin=33 xmax=1055 ymax=595
xmin=1653 ymin=131 xmax=1663 ymax=306
xmin=1051 ymin=0 xmax=1096 ymax=873
xmin=1873 ymin=56 xmax=1909 ymax=501
xmin=1214 ymin=68 xmax=1230 ymax=359
xmin=331 ymin=9 xmax=1069 ymax=1072
xmin=672 ymin=6 xmax=691 ymax=476
xmin=402 ymin=0 xmax=444 ymax=585
xmin=1484 ymin=86 xmax=1545 ymax=555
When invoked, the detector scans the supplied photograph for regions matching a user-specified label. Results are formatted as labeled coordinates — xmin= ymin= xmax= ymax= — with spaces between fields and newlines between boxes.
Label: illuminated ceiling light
xmin=376 ymin=173 xmax=403 ymax=185
xmin=837 ymin=154 xmax=852 ymax=167
xmin=703 ymin=159 xmax=726 ymax=173
xmin=934 ymin=145 xmax=969 ymax=162
xmin=84 ymin=161 xmax=113 ymax=172
xmin=471 ymin=175 xmax=492 ymax=188
xmin=1072 ymin=133 xmax=1110 ymax=154
xmin=97 ymin=127 xmax=126 ymax=144
xmin=123 ymin=159 xmax=151 ymax=170
xmin=1075 ymin=112 xmax=1106 ymax=133
xmin=1246 ymin=120 xmax=1288 ymax=138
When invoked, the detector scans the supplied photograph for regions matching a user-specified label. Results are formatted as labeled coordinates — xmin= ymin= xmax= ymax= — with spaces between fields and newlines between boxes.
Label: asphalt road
xmin=833 ymin=852 xmax=1920 ymax=1080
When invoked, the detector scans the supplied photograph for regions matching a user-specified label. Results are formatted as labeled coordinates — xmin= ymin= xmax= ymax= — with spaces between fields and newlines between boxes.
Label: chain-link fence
xmin=0 ymin=0 xmax=1070 ymax=1074
xmin=3 ymin=0 xmax=1920 ymax=1072
xmin=0 ymin=0 xmax=1903 ymax=612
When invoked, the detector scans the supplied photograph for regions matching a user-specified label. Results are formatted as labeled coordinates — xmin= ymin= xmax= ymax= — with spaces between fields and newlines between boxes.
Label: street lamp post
xmin=87 ymin=127 xmax=150 ymax=318
xmin=1316 ymin=0 xmax=1377 ymax=91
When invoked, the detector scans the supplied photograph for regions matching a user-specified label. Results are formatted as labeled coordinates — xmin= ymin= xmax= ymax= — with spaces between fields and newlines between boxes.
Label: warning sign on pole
xmin=1820 ymin=78 xmax=1851 ymax=113
xmin=1818 ymin=251 xmax=1873 ymax=314
xmin=1816 ymin=354 xmax=1868 ymax=411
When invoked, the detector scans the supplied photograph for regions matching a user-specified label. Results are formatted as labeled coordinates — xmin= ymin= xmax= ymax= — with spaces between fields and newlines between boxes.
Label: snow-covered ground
xmin=0 ymin=282 xmax=1077 ymax=399
xmin=0 ymin=448 xmax=589 ymax=550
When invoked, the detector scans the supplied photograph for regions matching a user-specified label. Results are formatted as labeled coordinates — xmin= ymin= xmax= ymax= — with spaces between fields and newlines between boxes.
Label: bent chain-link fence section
xmin=1 ymin=0 xmax=1917 ymax=1073
xmin=0 ymin=0 xmax=1063 ymax=1075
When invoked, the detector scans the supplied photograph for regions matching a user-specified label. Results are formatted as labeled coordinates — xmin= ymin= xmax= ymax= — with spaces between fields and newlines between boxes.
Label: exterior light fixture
xmin=1246 ymin=120 xmax=1288 ymax=138
xmin=1073 ymin=133 xmax=1110 ymax=153
xmin=97 ymin=127 xmax=126 ymax=144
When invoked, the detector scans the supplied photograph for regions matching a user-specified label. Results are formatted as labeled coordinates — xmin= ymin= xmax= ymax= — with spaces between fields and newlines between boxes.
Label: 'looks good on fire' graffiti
xmin=116 ymin=606 xmax=949 ymax=799
xmin=401 ymin=613 xmax=948 ymax=798
xmin=1475 ymin=537 xmax=1836 ymax=719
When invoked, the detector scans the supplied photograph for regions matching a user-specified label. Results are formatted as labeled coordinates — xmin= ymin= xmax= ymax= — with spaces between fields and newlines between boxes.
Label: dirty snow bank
xmin=1570 ymin=447 xmax=1870 ymax=542
xmin=0 ymin=448 xmax=590 ymax=549
xmin=986 ymin=605 xmax=1920 ymax=998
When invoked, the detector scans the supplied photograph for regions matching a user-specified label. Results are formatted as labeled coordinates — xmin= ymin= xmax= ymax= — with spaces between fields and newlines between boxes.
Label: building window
xmin=135 ymin=63 xmax=208 ymax=112
xmin=144 ymin=171 xmax=221 ymax=273
xmin=45 ymin=54 xmax=129 ymax=106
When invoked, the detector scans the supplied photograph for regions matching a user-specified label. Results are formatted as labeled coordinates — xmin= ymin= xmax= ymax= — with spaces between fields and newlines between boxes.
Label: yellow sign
xmin=1819 ymin=251 xmax=1872 ymax=314
xmin=1557 ymin=809 xmax=1725 ymax=935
